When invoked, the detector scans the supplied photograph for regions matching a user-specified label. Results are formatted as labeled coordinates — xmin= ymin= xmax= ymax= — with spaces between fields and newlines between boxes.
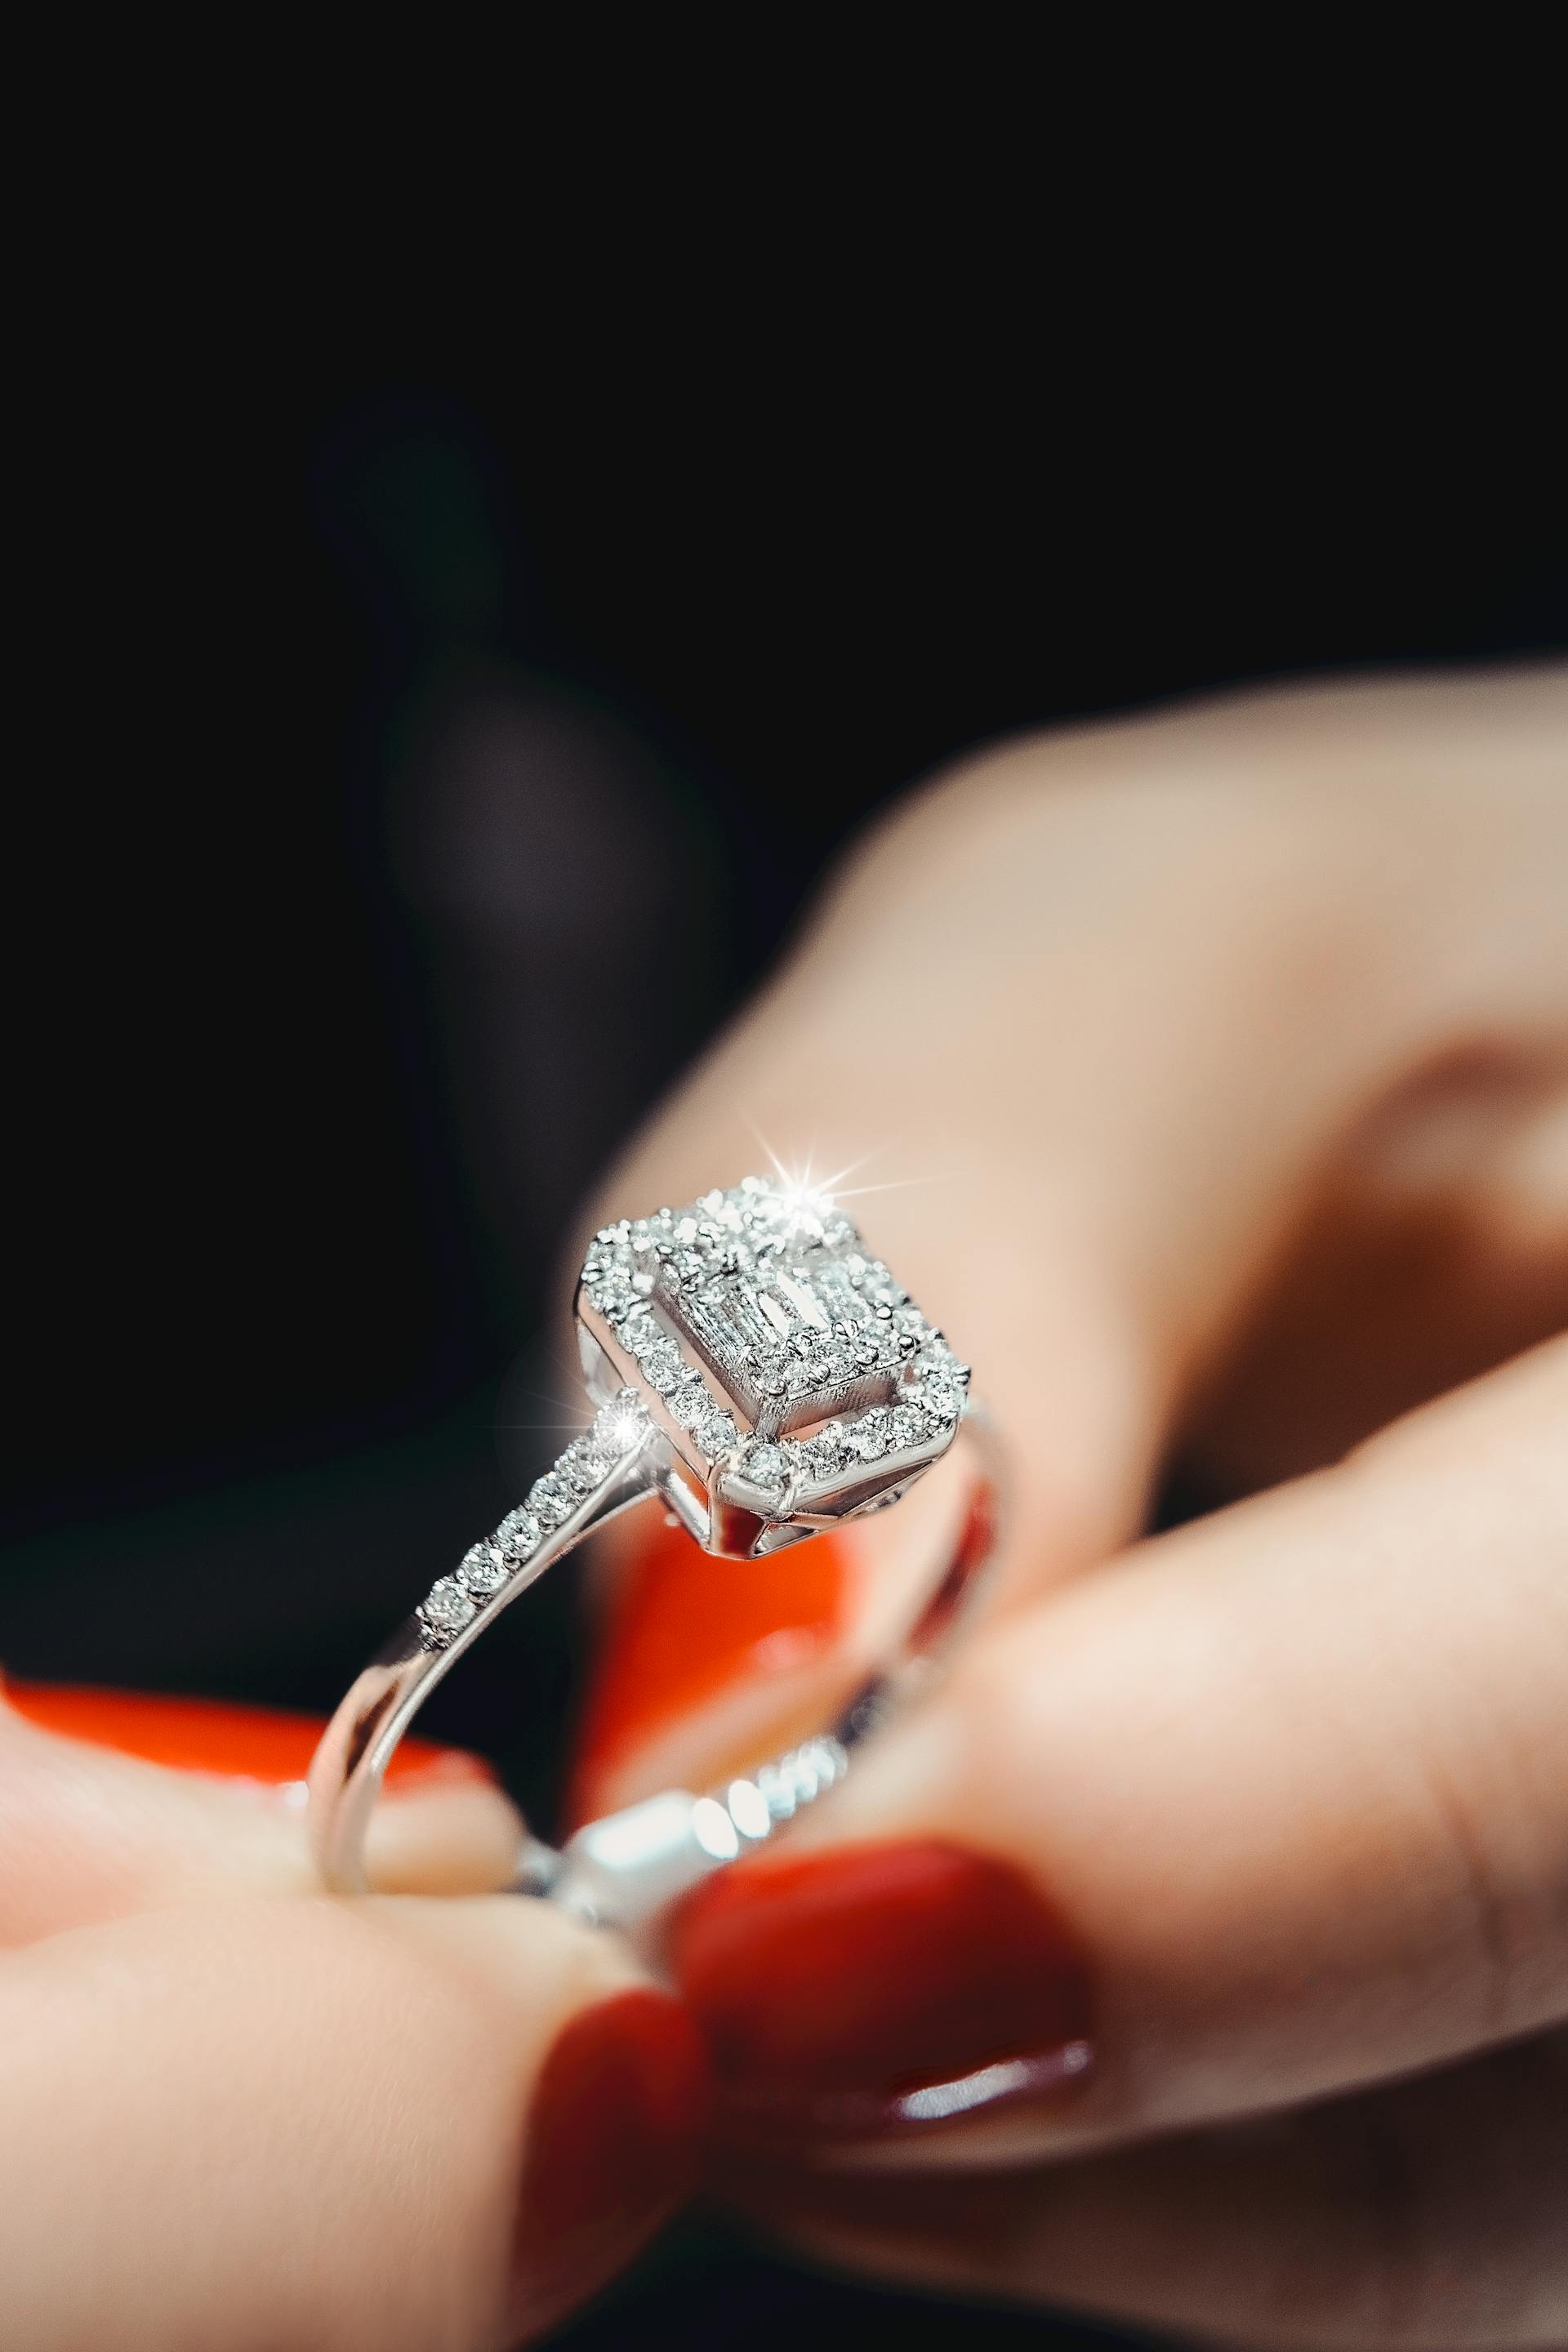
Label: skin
xmin=2 ymin=666 xmax=1563 ymax=2347
xmin=585 ymin=667 xmax=1568 ymax=2348
xmin=0 ymin=1696 xmax=675 ymax=2351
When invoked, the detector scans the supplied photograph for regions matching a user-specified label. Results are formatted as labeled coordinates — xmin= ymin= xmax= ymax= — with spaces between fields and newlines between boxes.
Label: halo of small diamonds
xmin=577 ymin=1180 xmax=968 ymax=1494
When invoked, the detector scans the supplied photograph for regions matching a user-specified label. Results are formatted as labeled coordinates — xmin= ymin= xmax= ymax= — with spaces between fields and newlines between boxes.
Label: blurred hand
xmin=572 ymin=668 xmax=1568 ymax=2350
xmin=0 ymin=1685 xmax=705 ymax=2351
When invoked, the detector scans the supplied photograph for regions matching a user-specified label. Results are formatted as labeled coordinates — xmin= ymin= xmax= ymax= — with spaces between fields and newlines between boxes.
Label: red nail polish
xmin=2 ymin=1679 xmax=495 ymax=1793
xmin=568 ymin=1512 xmax=852 ymax=1824
xmin=511 ymin=1989 xmax=709 ymax=2336
xmin=673 ymin=1839 xmax=1093 ymax=2144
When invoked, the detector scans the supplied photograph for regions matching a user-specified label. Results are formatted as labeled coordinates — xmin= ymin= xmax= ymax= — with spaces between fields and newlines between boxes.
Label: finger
xmin=667 ymin=1335 xmax=1568 ymax=2159
xmin=0 ymin=1682 xmax=528 ymax=1940
xmin=1183 ymin=1054 xmax=1568 ymax=1493
xmin=568 ymin=674 xmax=1568 ymax=1813
xmin=0 ymin=1890 xmax=707 ymax=2350
xmin=737 ymin=2032 xmax=1568 ymax=2351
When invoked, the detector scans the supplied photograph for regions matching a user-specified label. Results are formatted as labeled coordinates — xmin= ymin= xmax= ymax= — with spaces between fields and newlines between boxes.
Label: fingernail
xmin=568 ymin=1513 xmax=853 ymax=1822
xmin=511 ymin=1988 xmax=709 ymax=2336
xmin=672 ymin=1839 xmax=1094 ymax=2145
xmin=1 ymin=1679 xmax=496 ymax=1796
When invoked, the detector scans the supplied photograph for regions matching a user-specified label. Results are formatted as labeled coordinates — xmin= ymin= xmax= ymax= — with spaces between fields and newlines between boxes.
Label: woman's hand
xmin=572 ymin=667 xmax=1568 ymax=2349
xmin=0 ymin=1686 xmax=706 ymax=2352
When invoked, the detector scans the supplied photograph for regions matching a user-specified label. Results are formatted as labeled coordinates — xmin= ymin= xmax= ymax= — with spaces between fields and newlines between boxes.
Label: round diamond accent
xmin=743 ymin=1441 xmax=788 ymax=1491
xmin=458 ymin=1543 xmax=509 ymax=1597
xmin=594 ymin=1392 xmax=648 ymax=1456
xmin=803 ymin=1423 xmax=848 ymax=1481
xmin=529 ymin=1474 xmax=571 ymax=1530
xmin=668 ymin=1375 xmax=710 ymax=1430
xmin=849 ymin=1408 xmax=892 ymax=1462
xmin=695 ymin=1407 xmax=738 ymax=1457
xmin=496 ymin=1508 xmax=540 ymax=1561
xmin=888 ymin=1404 xmax=926 ymax=1452
xmin=561 ymin=1443 xmax=603 ymax=1496
xmin=915 ymin=1371 xmax=963 ymax=1424
xmin=617 ymin=1312 xmax=658 ymax=1359
xmin=639 ymin=1338 xmax=685 ymax=1392
xmin=418 ymin=1577 xmax=476 ymax=1646
xmin=863 ymin=1265 xmax=906 ymax=1312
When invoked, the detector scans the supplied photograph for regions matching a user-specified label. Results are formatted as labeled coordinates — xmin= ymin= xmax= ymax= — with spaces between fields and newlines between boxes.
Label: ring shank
xmin=307 ymin=1433 xmax=657 ymax=1895
xmin=307 ymin=1405 xmax=1000 ymax=1927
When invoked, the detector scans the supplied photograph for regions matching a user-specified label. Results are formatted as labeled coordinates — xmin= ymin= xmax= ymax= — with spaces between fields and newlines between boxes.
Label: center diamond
xmin=581 ymin=1178 xmax=938 ymax=1443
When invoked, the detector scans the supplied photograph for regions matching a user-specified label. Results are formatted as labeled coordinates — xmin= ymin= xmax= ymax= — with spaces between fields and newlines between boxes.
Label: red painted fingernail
xmin=1 ymin=1679 xmax=496 ymax=1795
xmin=510 ymin=1988 xmax=709 ymax=2336
xmin=672 ymin=1838 xmax=1093 ymax=2145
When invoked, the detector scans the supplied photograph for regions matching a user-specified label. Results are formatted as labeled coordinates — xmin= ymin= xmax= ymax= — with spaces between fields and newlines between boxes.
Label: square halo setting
xmin=576 ymin=1175 xmax=969 ymax=1528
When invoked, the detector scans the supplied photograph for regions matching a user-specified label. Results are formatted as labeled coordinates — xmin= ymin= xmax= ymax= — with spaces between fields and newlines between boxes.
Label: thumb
xmin=0 ymin=1890 xmax=707 ymax=2350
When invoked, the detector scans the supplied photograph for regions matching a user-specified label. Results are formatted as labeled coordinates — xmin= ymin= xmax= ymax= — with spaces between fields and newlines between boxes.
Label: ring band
xmin=308 ymin=1175 xmax=1000 ymax=1933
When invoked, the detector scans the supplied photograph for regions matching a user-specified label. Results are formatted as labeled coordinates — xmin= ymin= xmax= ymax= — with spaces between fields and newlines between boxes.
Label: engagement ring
xmin=309 ymin=1176 xmax=998 ymax=1931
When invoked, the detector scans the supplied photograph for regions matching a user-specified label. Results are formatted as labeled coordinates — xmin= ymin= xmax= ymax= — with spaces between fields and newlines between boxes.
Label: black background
xmin=4 ymin=80 xmax=1564 ymax=2348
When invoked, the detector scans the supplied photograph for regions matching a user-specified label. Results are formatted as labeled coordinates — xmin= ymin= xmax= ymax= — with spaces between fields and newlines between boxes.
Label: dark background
xmin=4 ymin=115 xmax=1564 ymax=2348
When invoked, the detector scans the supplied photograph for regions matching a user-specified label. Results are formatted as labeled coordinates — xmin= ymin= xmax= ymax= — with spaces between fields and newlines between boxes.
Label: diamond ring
xmin=308 ymin=1175 xmax=1000 ymax=1931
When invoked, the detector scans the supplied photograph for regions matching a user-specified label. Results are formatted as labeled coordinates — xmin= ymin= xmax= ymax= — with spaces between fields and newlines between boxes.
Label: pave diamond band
xmin=414 ymin=1391 xmax=652 ymax=1653
xmin=307 ymin=1176 xmax=1000 ymax=1931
